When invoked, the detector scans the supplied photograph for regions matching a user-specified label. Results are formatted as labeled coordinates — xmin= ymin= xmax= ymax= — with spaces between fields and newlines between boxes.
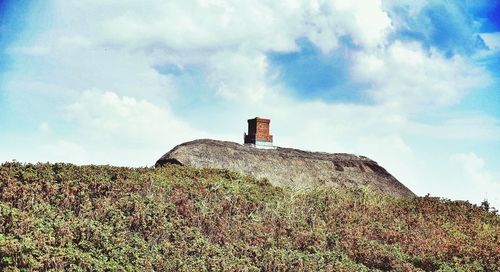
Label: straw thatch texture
xmin=156 ymin=139 xmax=414 ymax=197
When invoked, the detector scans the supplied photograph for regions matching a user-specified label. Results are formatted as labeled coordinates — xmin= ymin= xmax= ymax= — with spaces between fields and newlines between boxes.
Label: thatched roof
xmin=156 ymin=139 xmax=415 ymax=197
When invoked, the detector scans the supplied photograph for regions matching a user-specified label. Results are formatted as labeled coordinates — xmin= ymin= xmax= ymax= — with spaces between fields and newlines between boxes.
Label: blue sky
xmin=1 ymin=0 xmax=499 ymax=207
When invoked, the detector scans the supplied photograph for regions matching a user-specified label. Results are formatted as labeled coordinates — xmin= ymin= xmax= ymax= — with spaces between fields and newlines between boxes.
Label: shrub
xmin=0 ymin=162 xmax=498 ymax=271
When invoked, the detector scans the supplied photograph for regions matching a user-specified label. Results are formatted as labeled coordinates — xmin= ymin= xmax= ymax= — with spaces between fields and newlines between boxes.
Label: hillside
xmin=156 ymin=139 xmax=414 ymax=197
xmin=0 ymin=162 xmax=499 ymax=271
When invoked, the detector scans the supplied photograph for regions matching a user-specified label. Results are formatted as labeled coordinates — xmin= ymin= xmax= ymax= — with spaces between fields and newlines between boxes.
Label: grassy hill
xmin=0 ymin=162 xmax=498 ymax=271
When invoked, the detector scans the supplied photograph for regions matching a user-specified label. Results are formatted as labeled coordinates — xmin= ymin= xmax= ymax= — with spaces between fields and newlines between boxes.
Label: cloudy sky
xmin=1 ymin=0 xmax=499 ymax=207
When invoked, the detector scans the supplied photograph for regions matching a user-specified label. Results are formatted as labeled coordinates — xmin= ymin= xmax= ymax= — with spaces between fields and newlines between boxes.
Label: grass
xmin=0 ymin=162 xmax=499 ymax=271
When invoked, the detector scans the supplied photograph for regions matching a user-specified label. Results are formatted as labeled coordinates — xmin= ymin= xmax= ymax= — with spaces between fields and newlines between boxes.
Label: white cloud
xmin=206 ymin=50 xmax=276 ymax=101
xmin=353 ymin=41 xmax=490 ymax=111
xmin=38 ymin=140 xmax=89 ymax=165
xmin=353 ymin=41 xmax=489 ymax=111
xmin=480 ymin=32 xmax=500 ymax=55
xmin=54 ymin=0 xmax=301 ymax=53
xmin=65 ymin=90 xmax=203 ymax=143
xmin=63 ymin=90 xmax=206 ymax=165
xmin=47 ymin=0 xmax=392 ymax=57
xmin=481 ymin=32 xmax=500 ymax=50
xmin=409 ymin=115 xmax=500 ymax=141
xmin=13 ymin=0 xmax=487 ymax=113
xmin=330 ymin=0 xmax=391 ymax=48
xmin=450 ymin=152 xmax=500 ymax=208
xmin=39 ymin=122 xmax=51 ymax=134
xmin=8 ymin=45 xmax=50 ymax=56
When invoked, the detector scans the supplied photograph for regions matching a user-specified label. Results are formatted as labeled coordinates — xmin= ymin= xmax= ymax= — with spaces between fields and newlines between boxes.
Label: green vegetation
xmin=0 ymin=162 xmax=498 ymax=271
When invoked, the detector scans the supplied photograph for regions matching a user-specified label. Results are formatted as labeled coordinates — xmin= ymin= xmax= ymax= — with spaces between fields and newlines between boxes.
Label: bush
xmin=0 ymin=162 xmax=498 ymax=271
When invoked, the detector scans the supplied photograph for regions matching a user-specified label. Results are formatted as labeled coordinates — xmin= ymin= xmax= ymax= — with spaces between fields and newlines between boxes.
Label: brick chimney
xmin=244 ymin=117 xmax=273 ymax=147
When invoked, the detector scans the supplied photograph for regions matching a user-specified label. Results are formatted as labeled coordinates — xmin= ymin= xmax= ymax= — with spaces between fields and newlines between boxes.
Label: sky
xmin=0 ymin=0 xmax=499 ymax=208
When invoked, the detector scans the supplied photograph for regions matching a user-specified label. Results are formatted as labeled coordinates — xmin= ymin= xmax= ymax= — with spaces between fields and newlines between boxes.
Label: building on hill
xmin=155 ymin=139 xmax=415 ymax=197
xmin=244 ymin=117 xmax=274 ymax=148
